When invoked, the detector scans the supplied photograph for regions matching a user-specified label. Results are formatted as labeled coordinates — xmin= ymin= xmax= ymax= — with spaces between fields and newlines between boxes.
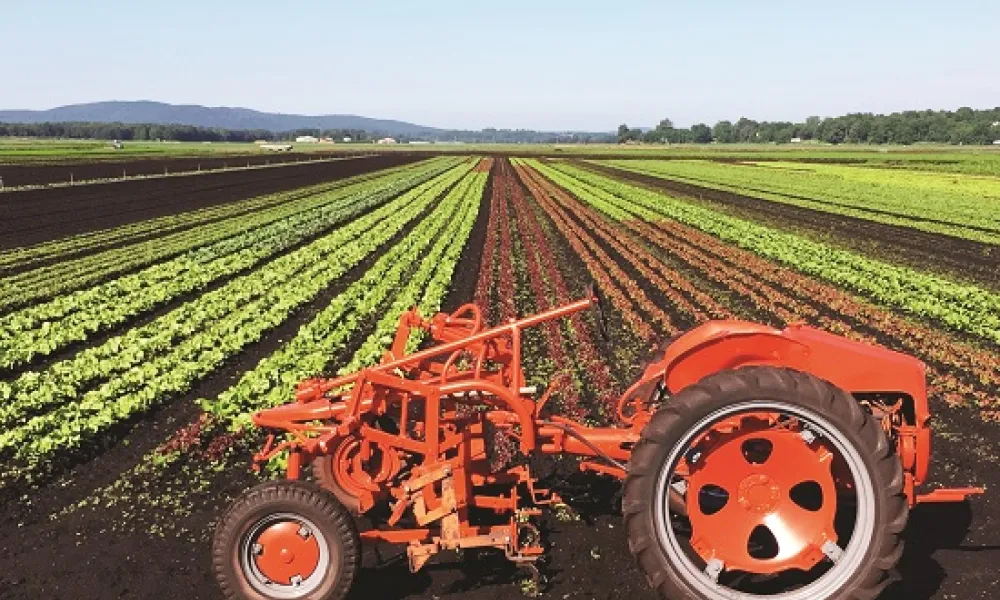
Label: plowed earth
xmin=1 ymin=154 xmax=422 ymax=248
xmin=0 ymin=157 xmax=996 ymax=600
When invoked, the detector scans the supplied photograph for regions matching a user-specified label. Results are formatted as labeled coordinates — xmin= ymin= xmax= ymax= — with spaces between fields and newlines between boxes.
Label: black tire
xmin=623 ymin=366 xmax=908 ymax=600
xmin=213 ymin=480 xmax=361 ymax=600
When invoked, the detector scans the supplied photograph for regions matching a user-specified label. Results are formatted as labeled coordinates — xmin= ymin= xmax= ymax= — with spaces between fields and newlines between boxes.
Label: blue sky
xmin=2 ymin=0 xmax=998 ymax=130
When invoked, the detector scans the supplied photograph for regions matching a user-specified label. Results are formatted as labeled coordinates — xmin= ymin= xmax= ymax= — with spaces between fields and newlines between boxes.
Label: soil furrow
xmin=1 ymin=154 xmax=422 ymax=247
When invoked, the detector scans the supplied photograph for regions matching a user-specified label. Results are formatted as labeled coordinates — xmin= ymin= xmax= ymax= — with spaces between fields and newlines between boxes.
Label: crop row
xmin=59 ymin=162 xmax=490 ymax=515
xmin=598 ymin=159 xmax=1000 ymax=244
xmin=0 ymin=158 xmax=461 ymax=311
xmin=0 ymin=159 xmax=434 ymax=274
xmin=0 ymin=160 xmax=477 ymax=483
xmin=538 ymin=161 xmax=1000 ymax=345
xmin=516 ymin=160 xmax=1000 ymax=419
xmin=204 ymin=164 xmax=487 ymax=429
xmin=497 ymin=160 xmax=620 ymax=420
xmin=479 ymin=161 xmax=579 ymax=413
xmin=0 ymin=159 xmax=464 ymax=371
xmin=512 ymin=159 xmax=672 ymax=343
xmin=0 ymin=160 xmax=473 ymax=427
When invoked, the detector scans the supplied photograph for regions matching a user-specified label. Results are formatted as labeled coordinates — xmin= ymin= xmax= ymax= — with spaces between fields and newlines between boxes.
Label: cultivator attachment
xmin=215 ymin=291 xmax=983 ymax=600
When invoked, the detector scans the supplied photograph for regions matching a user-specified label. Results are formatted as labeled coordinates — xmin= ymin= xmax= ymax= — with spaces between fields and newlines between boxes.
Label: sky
xmin=2 ymin=0 xmax=998 ymax=131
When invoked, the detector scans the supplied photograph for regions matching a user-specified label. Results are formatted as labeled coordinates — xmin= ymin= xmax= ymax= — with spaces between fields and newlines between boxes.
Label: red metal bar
xmin=360 ymin=529 xmax=432 ymax=544
xmin=373 ymin=298 xmax=594 ymax=376
xmin=916 ymin=487 xmax=985 ymax=504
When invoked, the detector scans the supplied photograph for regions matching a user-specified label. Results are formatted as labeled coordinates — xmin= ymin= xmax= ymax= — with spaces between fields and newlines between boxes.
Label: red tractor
xmin=213 ymin=290 xmax=981 ymax=600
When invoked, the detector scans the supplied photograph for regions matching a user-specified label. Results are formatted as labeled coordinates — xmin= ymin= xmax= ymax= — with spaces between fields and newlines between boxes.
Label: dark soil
xmin=0 ymin=152 xmax=422 ymax=188
xmin=441 ymin=159 xmax=493 ymax=315
xmin=0 ymin=399 xmax=995 ymax=600
xmin=0 ymin=158 xmax=996 ymax=600
xmin=582 ymin=162 xmax=999 ymax=290
xmin=0 ymin=154 xmax=422 ymax=248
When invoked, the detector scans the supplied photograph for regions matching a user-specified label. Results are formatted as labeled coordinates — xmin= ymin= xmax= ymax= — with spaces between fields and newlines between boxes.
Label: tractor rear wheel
xmin=623 ymin=366 xmax=907 ymax=600
xmin=213 ymin=480 xmax=360 ymax=600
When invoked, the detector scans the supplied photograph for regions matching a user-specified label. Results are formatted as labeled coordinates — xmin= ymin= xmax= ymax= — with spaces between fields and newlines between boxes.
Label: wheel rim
xmin=239 ymin=512 xmax=333 ymax=599
xmin=653 ymin=401 xmax=877 ymax=599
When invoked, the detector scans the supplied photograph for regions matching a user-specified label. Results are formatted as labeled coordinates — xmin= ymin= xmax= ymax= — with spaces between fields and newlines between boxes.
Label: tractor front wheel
xmin=213 ymin=480 xmax=360 ymax=600
xmin=623 ymin=366 xmax=907 ymax=600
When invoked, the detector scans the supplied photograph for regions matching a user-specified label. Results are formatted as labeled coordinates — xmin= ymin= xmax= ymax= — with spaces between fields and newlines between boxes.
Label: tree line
xmin=0 ymin=122 xmax=370 ymax=143
xmin=3 ymin=106 xmax=1000 ymax=145
xmin=618 ymin=107 xmax=1000 ymax=145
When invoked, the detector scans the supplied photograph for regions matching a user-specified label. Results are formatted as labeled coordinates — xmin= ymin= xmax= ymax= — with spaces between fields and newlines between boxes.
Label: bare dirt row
xmin=0 ymin=154 xmax=423 ymax=248
xmin=0 ymin=151 xmax=391 ymax=188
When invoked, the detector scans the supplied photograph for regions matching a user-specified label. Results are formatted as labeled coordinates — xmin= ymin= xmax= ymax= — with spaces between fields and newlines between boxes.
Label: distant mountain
xmin=0 ymin=101 xmax=440 ymax=135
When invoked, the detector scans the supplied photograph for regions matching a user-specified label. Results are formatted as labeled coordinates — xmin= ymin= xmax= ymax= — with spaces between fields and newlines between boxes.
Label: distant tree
xmin=713 ymin=120 xmax=735 ymax=143
xmin=642 ymin=129 xmax=663 ymax=143
xmin=776 ymin=124 xmax=797 ymax=143
xmin=803 ymin=116 xmax=822 ymax=140
xmin=822 ymin=122 xmax=847 ymax=144
xmin=735 ymin=117 xmax=758 ymax=142
xmin=617 ymin=123 xmax=631 ymax=143
xmin=690 ymin=123 xmax=712 ymax=143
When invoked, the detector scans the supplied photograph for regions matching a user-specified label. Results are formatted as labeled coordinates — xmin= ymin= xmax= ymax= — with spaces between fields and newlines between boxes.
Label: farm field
xmin=582 ymin=160 xmax=999 ymax=290
xmin=0 ymin=150 xmax=997 ymax=600
xmin=5 ymin=137 xmax=1000 ymax=171
xmin=594 ymin=159 xmax=1000 ymax=244
xmin=0 ymin=153 xmax=423 ymax=248
xmin=0 ymin=139 xmax=353 ymax=163
xmin=0 ymin=152 xmax=380 ymax=189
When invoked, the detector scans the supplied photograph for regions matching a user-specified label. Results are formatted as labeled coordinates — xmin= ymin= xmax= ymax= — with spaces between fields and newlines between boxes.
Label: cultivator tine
xmin=518 ymin=561 xmax=543 ymax=596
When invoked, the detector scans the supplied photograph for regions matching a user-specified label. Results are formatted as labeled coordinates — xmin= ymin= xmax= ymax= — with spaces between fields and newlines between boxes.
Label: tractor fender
xmin=642 ymin=319 xmax=931 ymax=484
xmin=655 ymin=321 xmax=928 ymax=413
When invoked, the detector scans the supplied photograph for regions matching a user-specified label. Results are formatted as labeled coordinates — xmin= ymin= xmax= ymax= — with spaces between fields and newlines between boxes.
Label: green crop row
xmin=598 ymin=159 xmax=1000 ymax=244
xmin=0 ymin=158 xmax=461 ymax=311
xmin=533 ymin=160 xmax=1000 ymax=345
xmin=0 ymin=159 xmax=462 ymax=371
xmin=0 ymin=159 xmax=440 ymax=274
xmin=52 ymin=167 xmax=487 ymax=516
xmin=0 ymin=161 xmax=477 ymax=482
xmin=204 ymin=168 xmax=485 ymax=430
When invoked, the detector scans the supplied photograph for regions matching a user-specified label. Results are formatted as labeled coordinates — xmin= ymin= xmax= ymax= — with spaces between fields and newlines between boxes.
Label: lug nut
xmin=704 ymin=558 xmax=724 ymax=582
xmin=821 ymin=540 xmax=844 ymax=563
